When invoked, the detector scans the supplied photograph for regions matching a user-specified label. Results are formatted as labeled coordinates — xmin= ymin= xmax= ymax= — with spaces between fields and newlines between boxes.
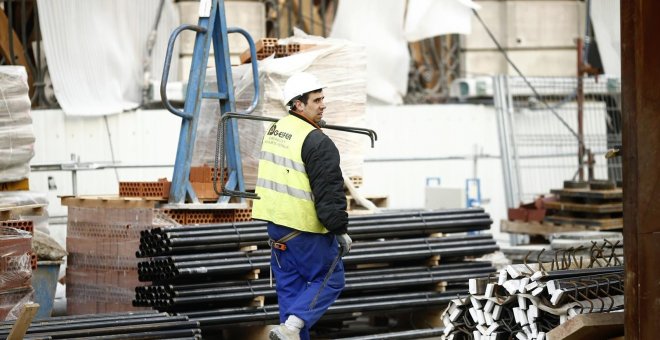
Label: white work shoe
xmin=269 ymin=324 xmax=301 ymax=340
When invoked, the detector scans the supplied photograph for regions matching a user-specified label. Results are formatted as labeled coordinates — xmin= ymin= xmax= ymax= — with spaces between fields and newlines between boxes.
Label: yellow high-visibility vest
xmin=251 ymin=115 xmax=328 ymax=233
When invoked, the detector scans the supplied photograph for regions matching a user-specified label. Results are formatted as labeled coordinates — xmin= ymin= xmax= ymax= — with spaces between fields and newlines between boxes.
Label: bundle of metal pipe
xmin=136 ymin=234 xmax=499 ymax=282
xmin=134 ymin=261 xmax=496 ymax=309
xmin=0 ymin=311 xmax=202 ymax=339
xmin=133 ymin=208 xmax=499 ymax=335
xmin=136 ymin=208 xmax=492 ymax=257
xmin=440 ymin=245 xmax=625 ymax=340
xmin=183 ymin=290 xmax=461 ymax=327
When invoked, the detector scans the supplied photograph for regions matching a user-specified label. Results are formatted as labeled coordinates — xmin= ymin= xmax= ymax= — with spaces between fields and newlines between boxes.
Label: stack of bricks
xmin=162 ymin=207 xmax=253 ymax=225
xmin=188 ymin=164 xmax=226 ymax=201
xmin=240 ymin=38 xmax=309 ymax=64
xmin=65 ymin=204 xmax=174 ymax=315
xmin=118 ymin=165 xmax=227 ymax=202
xmin=67 ymin=170 xmax=255 ymax=314
xmin=0 ymin=226 xmax=33 ymax=320
xmin=118 ymin=178 xmax=170 ymax=199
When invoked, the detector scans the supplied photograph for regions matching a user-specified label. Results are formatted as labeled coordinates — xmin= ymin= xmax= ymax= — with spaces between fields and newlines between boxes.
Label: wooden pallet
xmin=0 ymin=204 xmax=46 ymax=221
xmin=544 ymin=200 xmax=622 ymax=213
xmin=550 ymin=188 xmax=622 ymax=200
xmin=501 ymin=219 xmax=620 ymax=236
xmin=544 ymin=215 xmax=623 ymax=229
xmin=223 ymin=325 xmax=277 ymax=340
xmin=61 ymin=195 xmax=161 ymax=209
xmin=546 ymin=312 xmax=623 ymax=340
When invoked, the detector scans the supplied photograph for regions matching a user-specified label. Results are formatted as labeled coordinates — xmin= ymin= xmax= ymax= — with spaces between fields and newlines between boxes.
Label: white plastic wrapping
xmin=404 ymin=0 xmax=480 ymax=41
xmin=0 ymin=192 xmax=48 ymax=210
xmin=0 ymin=66 xmax=35 ymax=182
xmin=36 ymin=0 xmax=180 ymax=116
xmin=0 ymin=192 xmax=49 ymax=237
xmin=0 ymin=226 xmax=33 ymax=321
xmin=193 ymin=32 xmax=367 ymax=189
xmin=330 ymin=0 xmax=409 ymax=104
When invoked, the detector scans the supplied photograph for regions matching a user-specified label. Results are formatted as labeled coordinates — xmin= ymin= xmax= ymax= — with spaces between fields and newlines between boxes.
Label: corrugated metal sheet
xmin=37 ymin=0 xmax=180 ymax=116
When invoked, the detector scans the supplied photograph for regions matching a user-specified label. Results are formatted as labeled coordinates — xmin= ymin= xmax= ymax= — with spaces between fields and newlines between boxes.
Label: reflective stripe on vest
xmin=251 ymin=115 xmax=328 ymax=234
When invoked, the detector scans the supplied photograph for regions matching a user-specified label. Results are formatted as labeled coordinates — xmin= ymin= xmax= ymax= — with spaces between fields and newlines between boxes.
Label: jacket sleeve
xmin=302 ymin=130 xmax=348 ymax=234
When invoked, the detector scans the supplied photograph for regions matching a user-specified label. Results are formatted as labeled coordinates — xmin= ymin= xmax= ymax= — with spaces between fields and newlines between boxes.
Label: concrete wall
xmin=30 ymin=109 xmax=180 ymax=218
xmin=465 ymin=0 xmax=586 ymax=76
xmin=30 ymin=105 xmax=510 ymax=243
xmin=360 ymin=104 xmax=508 ymax=243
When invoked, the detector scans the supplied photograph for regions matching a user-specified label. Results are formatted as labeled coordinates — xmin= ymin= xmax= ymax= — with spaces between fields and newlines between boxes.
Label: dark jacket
xmin=292 ymin=114 xmax=348 ymax=234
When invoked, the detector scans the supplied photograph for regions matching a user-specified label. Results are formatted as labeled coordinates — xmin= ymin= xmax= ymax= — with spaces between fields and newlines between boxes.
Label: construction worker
xmin=251 ymin=72 xmax=352 ymax=340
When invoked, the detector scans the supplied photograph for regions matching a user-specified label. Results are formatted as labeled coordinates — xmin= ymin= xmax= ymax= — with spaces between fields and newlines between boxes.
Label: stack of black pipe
xmin=135 ymin=261 xmax=494 ymax=309
xmin=135 ymin=208 xmax=499 ymax=334
xmin=0 ymin=311 xmax=201 ymax=339
xmin=137 ymin=208 xmax=493 ymax=257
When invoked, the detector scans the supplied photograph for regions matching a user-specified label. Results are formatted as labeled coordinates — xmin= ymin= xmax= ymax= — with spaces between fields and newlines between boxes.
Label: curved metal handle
xmin=161 ymin=24 xmax=207 ymax=119
xmin=323 ymin=123 xmax=378 ymax=148
xmin=228 ymin=27 xmax=260 ymax=115
xmin=215 ymin=112 xmax=260 ymax=199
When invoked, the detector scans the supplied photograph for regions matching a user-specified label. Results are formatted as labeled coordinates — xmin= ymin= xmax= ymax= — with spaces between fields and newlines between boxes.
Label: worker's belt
xmin=268 ymin=230 xmax=302 ymax=251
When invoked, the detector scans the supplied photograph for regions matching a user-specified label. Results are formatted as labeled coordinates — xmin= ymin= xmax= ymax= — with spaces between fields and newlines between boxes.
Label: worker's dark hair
xmin=300 ymin=89 xmax=322 ymax=105
xmin=288 ymin=88 xmax=322 ymax=113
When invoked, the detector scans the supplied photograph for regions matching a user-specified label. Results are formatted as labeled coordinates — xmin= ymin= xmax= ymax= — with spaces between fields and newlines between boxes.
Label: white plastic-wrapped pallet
xmin=0 ymin=66 xmax=35 ymax=182
xmin=193 ymin=31 xmax=367 ymax=190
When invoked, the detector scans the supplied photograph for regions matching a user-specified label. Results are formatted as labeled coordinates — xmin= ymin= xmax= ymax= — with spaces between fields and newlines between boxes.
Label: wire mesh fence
xmin=495 ymin=75 xmax=622 ymax=205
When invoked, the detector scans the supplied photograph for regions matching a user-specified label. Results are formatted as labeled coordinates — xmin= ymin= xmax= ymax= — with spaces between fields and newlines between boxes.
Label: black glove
xmin=336 ymin=233 xmax=352 ymax=257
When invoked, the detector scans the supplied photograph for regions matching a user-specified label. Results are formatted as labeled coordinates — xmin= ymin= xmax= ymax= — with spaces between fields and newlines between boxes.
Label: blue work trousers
xmin=268 ymin=222 xmax=345 ymax=340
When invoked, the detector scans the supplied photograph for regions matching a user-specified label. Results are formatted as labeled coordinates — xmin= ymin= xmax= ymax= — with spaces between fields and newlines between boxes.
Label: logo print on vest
xmin=267 ymin=124 xmax=293 ymax=140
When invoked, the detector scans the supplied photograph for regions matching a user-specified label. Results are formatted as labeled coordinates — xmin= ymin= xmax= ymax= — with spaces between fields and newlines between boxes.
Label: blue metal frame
xmin=465 ymin=178 xmax=482 ymax=208
xmin=160 ymin=0 xmax=260 ymax=204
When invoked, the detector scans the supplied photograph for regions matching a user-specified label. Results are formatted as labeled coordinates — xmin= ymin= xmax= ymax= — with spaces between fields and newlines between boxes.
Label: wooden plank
xmin=60 ymin=196 xmax=159 ymax=209
xmin=638 ymin=233 xmax=660 ymax=337
xmin=408 ymin=307 xmax=445 ymax=328
xmin=0 ymin=203 xmax=46 ymax=212
xmin=500 ymin=219 xmax=587 ymax=236
xmin=546 ymin=312 xmax=624 ymax=340
xmin=621 ymin=0 xmax=660 ymax=336
xmin=346 ymin=195 xmax=388 ymax=211
xmin=0 ymin=205 xmax=46 ymax=221
xmin=550 ymin=188 xmax=622 ymax=200
xmin=0 ymin=179 xmax=30 ymax=191
xmin=544 ymin=200 xmax=623 ymax=214
xmin=223 ymin=325 xmax=276 ymax=340
xmin=250 ymin=295 xmax=265 ymax=308
xmin=0 ymin=10 xmax=34 ymax=96
xmin=295 ymin=0 xmax=325 ymax=36
xmin=544 ymin=216 xmax=623 ymax=228
xmin=7 ymin=303 xmax=40 ymax=340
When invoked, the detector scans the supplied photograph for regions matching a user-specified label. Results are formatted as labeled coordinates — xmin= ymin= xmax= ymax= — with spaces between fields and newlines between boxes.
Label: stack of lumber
xmin=502 ymin=180 xmax=623 ymax=238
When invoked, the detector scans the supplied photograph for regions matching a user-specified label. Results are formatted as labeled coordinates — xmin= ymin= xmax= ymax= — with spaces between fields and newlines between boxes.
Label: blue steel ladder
xmin=160 ymin=0 xmax=260 ymax=205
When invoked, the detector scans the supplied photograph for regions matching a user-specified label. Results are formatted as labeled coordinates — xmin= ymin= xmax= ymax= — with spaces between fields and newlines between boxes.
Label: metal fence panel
xmin=495 ymin=75 xmax=622 ymax=205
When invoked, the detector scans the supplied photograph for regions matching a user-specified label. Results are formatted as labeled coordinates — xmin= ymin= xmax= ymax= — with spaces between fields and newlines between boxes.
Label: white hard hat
xmin=282 ymin=72 xmax=325 ymax=106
